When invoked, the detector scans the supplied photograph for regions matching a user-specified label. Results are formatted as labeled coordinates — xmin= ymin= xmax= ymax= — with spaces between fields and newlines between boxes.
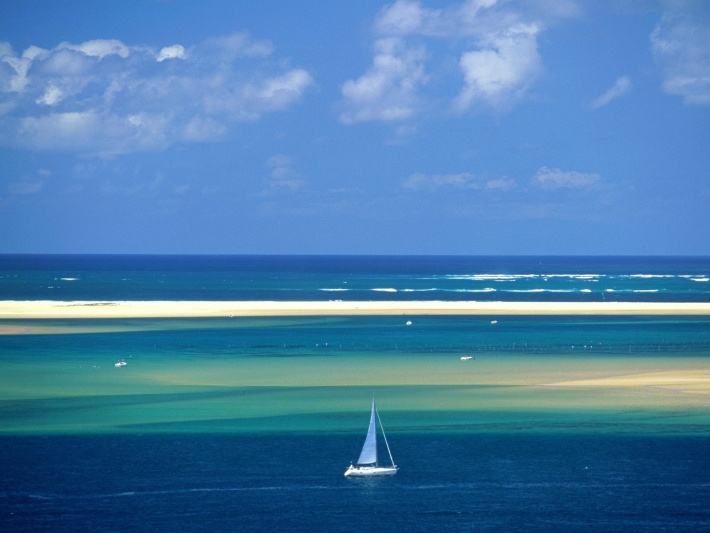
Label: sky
xmin=1 ymin=0 xmax=709 ymax=255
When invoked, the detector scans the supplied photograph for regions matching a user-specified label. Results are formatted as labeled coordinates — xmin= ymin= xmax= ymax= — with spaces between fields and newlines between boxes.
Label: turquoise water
xmin=1 ymin=256 xmax=709 ymax=530
xmin=2 ymin=314 xmax=709 ymax=436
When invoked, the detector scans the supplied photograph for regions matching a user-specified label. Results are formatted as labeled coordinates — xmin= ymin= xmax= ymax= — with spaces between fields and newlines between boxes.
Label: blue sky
xmin=1 ymin=0 xmax=708 ymax=254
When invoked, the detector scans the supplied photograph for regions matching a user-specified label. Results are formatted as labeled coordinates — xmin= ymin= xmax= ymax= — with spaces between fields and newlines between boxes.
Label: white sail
xmin=356 ymin=398 xmax=378 ymax=465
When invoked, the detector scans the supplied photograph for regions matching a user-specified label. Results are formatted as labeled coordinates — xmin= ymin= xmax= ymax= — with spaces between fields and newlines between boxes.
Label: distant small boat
xmin=460 ymin=356 xmax=472 ymax=360
xmin=406 ymin=320 xmax=412 ymax=326
xmin=344 ymin=398 xmax=398 ymax=477
xmin=114 ymin=361 xmax=127 ymax=367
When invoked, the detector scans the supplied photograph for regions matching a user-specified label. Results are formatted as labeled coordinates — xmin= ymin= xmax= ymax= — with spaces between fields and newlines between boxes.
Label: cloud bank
xmin=0 ymin=33 xmax=314 ymax=154
xmin=340 ymin=0 xmax=577 ymax=123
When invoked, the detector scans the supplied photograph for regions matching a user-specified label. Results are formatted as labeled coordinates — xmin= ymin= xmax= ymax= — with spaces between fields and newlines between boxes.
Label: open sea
xmin=1 ymin=255 xmax=709 ymax=531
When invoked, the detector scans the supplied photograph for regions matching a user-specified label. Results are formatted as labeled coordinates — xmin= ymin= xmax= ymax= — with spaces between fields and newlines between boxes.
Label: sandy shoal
xmin=547 ymin=369 xmax=710 ymax=395
xmin=1 ymin=300 xmax=710 ymax=319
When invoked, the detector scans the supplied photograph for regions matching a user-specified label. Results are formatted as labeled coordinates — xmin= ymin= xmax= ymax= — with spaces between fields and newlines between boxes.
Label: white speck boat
xmin=344 ymin=398 xmax=398 ymax=477
xmin=114 ymin=361 xmax=127 ymax=367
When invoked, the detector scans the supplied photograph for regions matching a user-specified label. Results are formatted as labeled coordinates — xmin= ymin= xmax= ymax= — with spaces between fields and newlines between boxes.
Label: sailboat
xmin=344 ymin=398 xmax=398 ymax=477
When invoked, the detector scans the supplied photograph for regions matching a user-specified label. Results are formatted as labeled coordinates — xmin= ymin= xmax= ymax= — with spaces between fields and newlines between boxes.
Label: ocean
xmin=1 ymin=254 xmax=709 ymax=302
xmin=1 ymin=255 xmax=709 ymax=531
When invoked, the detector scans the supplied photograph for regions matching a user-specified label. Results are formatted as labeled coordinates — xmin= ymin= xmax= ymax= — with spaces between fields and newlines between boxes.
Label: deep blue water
xmin=0 ymin=434 xmax=710 ymax=532
xmin=2 ymin=434 xmax=709 ymax=532
xmin=1 ymin=254 xmax=709 ymax=302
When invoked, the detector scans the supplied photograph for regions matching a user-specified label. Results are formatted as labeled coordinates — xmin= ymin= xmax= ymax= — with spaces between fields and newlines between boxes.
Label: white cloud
xmin=36 ymin=84 xmax=64 ymax=106
xmin=39 ymin=47 xmax=94 ymax=76
xmin=1 ymin=46 xmax=33 ymax=92
xmin=254 ymin=69 xmax=314 ymax=111
xmin=14 ymin=110 xmax=172 ymax=152
xmin=69 ymin=39 xmax=130 ymax=59
xmin=0 ymin=33 xmax=314 ymax=154
xmin=374 ymin=0 xmax=430 ymax=35
xmin=485 ymin=176 xmax=516 ymax=191
xmin=17 ymin=111 xmax=103 ymax=150
xmin=342 ymin=0 xmax=576 ymax=122
xmin=403 ymin=171 xmax=515 ymax=191
xmin=454 ymin=22 xmax=542 ymax=111
xmin=591 ymin=76 xmax=632 ymax=109
xmin=156 ymin=44 xmax=186 ymax=62
xmin=339 ymin=38 xmax=427 ymax=124
xmin=533 ymin=167 xmax=600 ymax=190
xmin=650 ymin=10 xmax=710 ymax=105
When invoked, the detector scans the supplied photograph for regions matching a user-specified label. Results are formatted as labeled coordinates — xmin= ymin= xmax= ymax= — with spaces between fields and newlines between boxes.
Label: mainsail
xmin=356 ymin=398 xmax=378 ymax=465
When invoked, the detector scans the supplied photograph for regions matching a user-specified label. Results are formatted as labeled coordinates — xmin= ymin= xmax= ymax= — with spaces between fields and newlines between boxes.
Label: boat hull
xmin=344 ymin=465 xmax=398 ymax=477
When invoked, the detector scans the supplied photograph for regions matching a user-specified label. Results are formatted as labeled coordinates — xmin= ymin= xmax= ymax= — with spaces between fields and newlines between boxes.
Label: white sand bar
xmin=1 ymin=300 xmax=710 ymax=319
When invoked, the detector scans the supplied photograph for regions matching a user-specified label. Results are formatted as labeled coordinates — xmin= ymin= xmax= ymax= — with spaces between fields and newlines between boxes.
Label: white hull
xmin=344 ymin=465 xmax=398 ymax=477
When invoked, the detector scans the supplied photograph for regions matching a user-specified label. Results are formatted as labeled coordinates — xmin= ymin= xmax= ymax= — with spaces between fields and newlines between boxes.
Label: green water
xmin=1 ymin=316 xmax=708 ymax=435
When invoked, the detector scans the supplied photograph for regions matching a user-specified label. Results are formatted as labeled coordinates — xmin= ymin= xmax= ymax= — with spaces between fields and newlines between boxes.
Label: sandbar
xmin=1 ymin=300 xmax=710 ymax=320
xmin=547 ymin=369 xmax=710 ymax=395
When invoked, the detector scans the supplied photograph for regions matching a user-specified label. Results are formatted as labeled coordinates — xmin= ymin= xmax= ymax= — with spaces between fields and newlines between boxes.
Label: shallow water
xmin=1 ymin=315 xmax=708 ymax=435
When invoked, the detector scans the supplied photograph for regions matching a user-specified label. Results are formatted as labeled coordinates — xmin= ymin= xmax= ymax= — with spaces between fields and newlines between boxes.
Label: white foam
xmin=372 ymin=288 xmax=397 ymax=292
xmin=448 ymin=273 xmax=606 ymax=282
xmin=546 ymin=274 xmax=600 ymax=280
xmin=446 ymin=274 xmax=536 ymax=281
xmin=507 ymin=289 xmax=575 ymax=293
xmin=453 ymin=288 xmax=497 ymax=293
xmin=691 ymin=277 xmax=709 ymax=282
